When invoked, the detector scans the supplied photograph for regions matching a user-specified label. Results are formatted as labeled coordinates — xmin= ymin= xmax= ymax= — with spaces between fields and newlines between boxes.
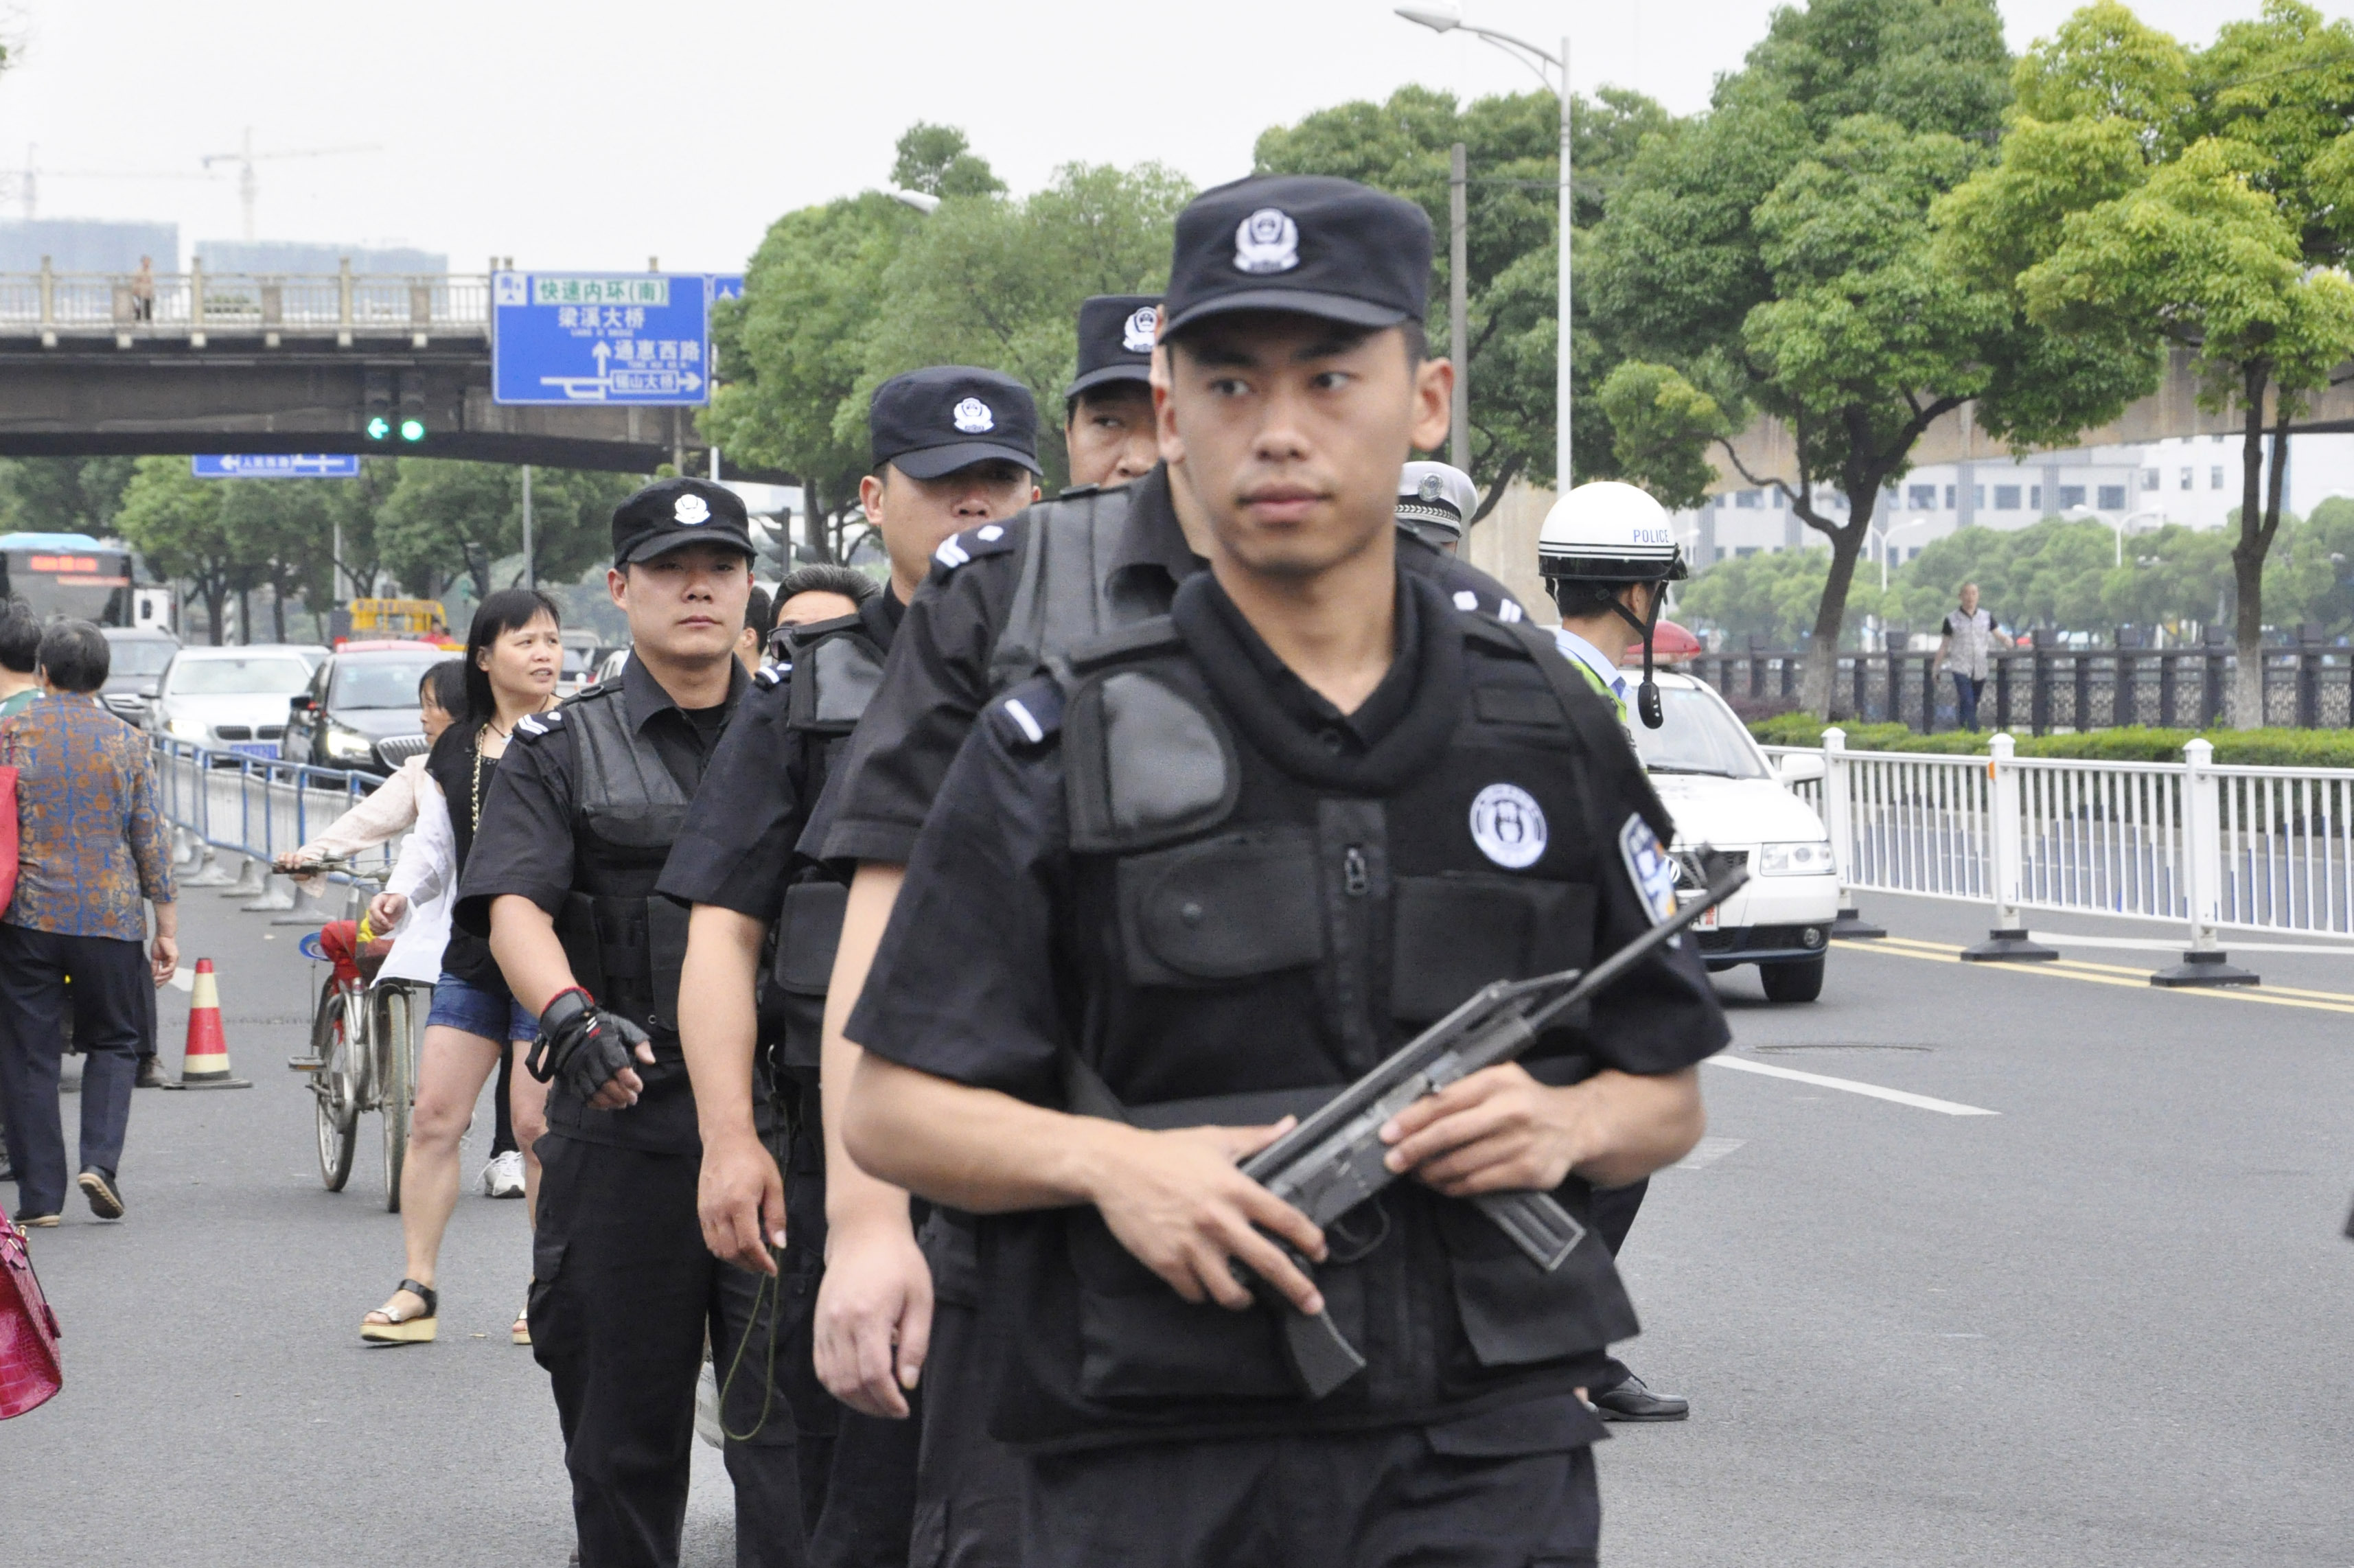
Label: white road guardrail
xmin=150 ymin=738 xmax=399 ymax=913
xmin=1761 ymin=728 xmax=2354 ymax=984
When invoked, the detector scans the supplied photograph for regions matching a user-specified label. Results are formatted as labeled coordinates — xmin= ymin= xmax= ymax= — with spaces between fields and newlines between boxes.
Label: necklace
xmin=472 ymin=696 xmax=554 ymax=830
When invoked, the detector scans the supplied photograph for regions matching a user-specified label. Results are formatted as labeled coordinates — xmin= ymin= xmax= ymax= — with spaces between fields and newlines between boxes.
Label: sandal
xmin=512 ymin=1291 xmax=532 ymax=1347
xmin=360 ymin=1278 xmax=438 ymax=1344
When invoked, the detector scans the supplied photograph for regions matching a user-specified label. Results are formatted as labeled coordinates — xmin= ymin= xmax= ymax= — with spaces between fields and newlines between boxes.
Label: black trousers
xmin=1591 ymin=1177 xmax=1648 ymax=1394
xmin=531 ymin=1133 xmax=808 ymax=1568
xmin=1022 ymin=1423 xmax=1600 ymax=1568
xmin=0 ymin=924 xmax=146 ymax=1217
xmin=912 ymin=1216 xmax=1026 ymax=1568
xmin=778 ymin=1116 xmax=922 ymax=1568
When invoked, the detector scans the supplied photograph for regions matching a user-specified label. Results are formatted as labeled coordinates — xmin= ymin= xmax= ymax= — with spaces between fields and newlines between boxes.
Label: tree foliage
xmin=0 ymin=457 xmax=136 ymax=537
xmin=376 ymin=460 xmax=625 ymax=601
xmin=115 ymin=457 xmax=238 ymax=643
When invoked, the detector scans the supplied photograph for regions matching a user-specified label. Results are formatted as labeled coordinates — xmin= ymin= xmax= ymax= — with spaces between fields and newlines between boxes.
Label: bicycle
xmin=281 ymin=859 xmax=426 ymax=1210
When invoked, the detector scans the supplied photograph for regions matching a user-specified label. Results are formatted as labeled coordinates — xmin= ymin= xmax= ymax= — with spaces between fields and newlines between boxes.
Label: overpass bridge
xmin=0 ymin=264 xmax=719 ymax=474
xmin=1711 ymin=347 xmax=2354 ymax=498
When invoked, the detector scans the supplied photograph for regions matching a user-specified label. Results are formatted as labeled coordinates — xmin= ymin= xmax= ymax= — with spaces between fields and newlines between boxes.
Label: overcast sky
xmin=0 ymin=0 xmax=2331 ymax=277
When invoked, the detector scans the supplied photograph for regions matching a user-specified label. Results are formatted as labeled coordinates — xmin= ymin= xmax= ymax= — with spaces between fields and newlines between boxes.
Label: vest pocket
xmin=1435 ymin=1187 xmax=1639 ymax=1370
xmin=1115 ymin=827 xmax=1325 ymax=988
xmin=1390 ymin=874 xmax=1594 ymax=1025
xmin=775 ymin=881 xmax=849 ymax=994
xmin=1063 ymin=1206 xmax=1356 ymax=1404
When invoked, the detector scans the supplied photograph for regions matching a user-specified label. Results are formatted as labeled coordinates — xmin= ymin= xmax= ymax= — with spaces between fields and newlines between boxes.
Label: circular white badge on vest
xmin=952 ymin=397 xmax=995 ymax=433
xmin=1469 ymin=783 xmax=1547 ymax=870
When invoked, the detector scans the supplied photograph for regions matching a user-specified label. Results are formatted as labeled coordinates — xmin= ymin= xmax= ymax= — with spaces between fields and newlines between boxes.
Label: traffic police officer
xmin=1395 ymin=459 xmax=1478 ymax=555
xmin=1538 ymin=478 xmax=1696 ymax=1423
xmin=455 ymin=478 xmax=804 ymax=1568
xmin=805 ymin=177 xmax=1527 ymax=1568
xmin=834 ymin=172 xmax=1730 ymax=1567
xmin=661 ymin=369 xmax=1044 ymax=1567
xmin=1063 ymin=294 xmax=1161 ymax=490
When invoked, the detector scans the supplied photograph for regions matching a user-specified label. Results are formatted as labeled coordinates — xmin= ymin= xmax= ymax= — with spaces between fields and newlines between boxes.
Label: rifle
xmin=1238 ymin=855 xmax=1749 ymax=1398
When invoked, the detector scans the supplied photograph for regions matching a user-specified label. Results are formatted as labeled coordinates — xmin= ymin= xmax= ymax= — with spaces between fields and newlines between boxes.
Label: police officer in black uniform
xmin=660 ymin=369 xmax=1044 ymax=1567
xmin=1063 ymin=294 xmax=1161 ymax=490
xmin=454 ymin=478 xmax=803 ymax=1568
xmin=833 ymin=174 xmax=1729 ymax=1567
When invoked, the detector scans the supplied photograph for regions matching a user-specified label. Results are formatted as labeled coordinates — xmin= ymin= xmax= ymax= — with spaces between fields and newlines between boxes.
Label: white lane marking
xmin=2028 ymin=930 xmax=2354 ymax=957
xmin=1706 ymin=1055 xmax=1998 ymax=1116
xmin=1668 ymin=1135 xmax=1746 ymax=1171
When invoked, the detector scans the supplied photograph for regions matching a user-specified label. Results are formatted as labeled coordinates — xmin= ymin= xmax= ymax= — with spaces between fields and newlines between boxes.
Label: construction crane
xmin=0 ymin=144 xmax=218 ymax=222
xmin=198 ymin=128 xmax=381 ymax=244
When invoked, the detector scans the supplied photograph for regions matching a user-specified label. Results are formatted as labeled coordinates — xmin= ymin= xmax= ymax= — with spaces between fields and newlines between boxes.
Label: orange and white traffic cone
xmin=165 ymin=959 xmax=250 ymax=1090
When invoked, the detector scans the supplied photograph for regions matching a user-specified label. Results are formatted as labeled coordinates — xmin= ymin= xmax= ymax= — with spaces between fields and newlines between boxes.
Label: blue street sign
xmin=708 ymin=274 xmax=745 ymax=305
xmin=491 ymin=271 xmax=711 ymax=406
xmin=190 ymin=454 xmax=362 ymax=479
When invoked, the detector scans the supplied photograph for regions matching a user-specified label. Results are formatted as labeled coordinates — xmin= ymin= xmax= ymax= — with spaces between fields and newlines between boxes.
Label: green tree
xmin=1589 ymin=0 xmax=2151 ymax=716
xmin=891 ymin=122 xmax=1006 ymax=199
xmin=376 ymin=460 xmax=625 ymax=601
xmin=216 ymin=479 xmax=345 ymax=641
xmin=1254 ymin=84 xmax=1674 ymax=516
xmin=0 ymin=457 xmax=137 ymax=536
xmin=843 ymin=161 xmax=1192 ymax=491
xmin=115 ymin=457 xmax=237 ymax=643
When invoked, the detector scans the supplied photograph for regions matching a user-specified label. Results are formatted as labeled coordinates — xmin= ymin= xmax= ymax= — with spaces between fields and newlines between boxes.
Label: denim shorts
xmin=425 ymin=969 xmax=538 ymax=1043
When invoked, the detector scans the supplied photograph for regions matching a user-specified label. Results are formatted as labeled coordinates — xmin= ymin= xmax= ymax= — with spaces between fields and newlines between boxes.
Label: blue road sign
xmin=191 ymin=454 xmax=361 ymax=479
xmin=709 ymin=275 xmax=745 ymax=305
xmin=491 ymin=271 xmax=710 ymax=406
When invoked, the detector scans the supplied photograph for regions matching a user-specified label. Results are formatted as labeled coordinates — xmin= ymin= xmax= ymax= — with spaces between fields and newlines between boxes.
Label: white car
xmin=1630 ymin=671 xmax=1839 ymax=1002
xmin=147 ymin=645 xmax=318 ymax=761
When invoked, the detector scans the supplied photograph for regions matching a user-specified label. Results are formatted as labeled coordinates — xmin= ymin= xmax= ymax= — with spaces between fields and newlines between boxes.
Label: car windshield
xmin=106 ymin=641 xmax=178 ymax=677
xmin=330 ymin=657 xmax=443 ymax=710
xmin=167 ymin=656 xmax=312 ymax=696
xmin=1630 ymin=685 xmax=1770 ymax=779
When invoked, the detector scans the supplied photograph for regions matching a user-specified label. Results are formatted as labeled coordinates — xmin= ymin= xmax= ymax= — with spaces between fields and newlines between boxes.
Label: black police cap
xmin=1065 ymin=295 xmax=1159 ymax=402
xmin=612 ymin=476 xmax=756 ymax=568
xmin=1159 ymin=174 xmax=1431 ymax=341
xmin=870 ymin=366 xmax=1041 ymax=481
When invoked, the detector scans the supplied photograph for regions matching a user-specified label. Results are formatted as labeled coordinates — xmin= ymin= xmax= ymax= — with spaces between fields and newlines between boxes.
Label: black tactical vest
xmin=768 ymin=616 xmax=891 ymax=1072
xmin=985 ymin=483 xmax=1162 ymax=691
xmin=980 ymin=586 xmax=1667 ymax=1449
xmin=549 ymin=684 xmax=695 ymax=1039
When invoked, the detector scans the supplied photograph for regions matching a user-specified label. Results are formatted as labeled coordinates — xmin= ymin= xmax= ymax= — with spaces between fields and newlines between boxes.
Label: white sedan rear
xmin=1629 ymin=672 xmax=1838 ymax=1002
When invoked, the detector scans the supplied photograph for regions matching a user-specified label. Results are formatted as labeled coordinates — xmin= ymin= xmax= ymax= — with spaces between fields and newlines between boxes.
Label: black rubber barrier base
xmin=2149 ymin=949 xmax=2260 ymax=989
xmin=1960 ymin=927 xmax=2060 ymax=962
xmin=1831 ymin=903 xmax=1886 ymax=939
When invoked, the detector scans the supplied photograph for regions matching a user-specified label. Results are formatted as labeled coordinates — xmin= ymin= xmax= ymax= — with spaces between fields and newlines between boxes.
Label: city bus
xmin=0 ymin=532 xmax=137 ymax=625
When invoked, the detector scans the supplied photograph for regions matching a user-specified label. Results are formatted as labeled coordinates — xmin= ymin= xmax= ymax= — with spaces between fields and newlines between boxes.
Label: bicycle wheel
xmin=311 ymin=984 xmax=358 ymax=1192
xmin=375 ymin=984 xmax=418 ymax=1213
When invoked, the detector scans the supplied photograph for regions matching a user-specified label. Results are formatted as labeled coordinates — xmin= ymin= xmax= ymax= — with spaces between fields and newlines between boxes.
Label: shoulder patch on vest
xmin=929 ymin=518 xmax=1024 ymax=579
xmin=753 ymin=664 xmax=786 ymax=691
xmin=988 ymin=677 xmax=1065 ymax=752
xmin=1064 ymin=614 xmax=1184 ymax=676
xmin=513 ymin=708 xmax=567 ymax=743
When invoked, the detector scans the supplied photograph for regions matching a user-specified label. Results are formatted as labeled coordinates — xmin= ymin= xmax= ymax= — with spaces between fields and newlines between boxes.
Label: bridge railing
xmin=150 ymin=739 xmax=402 ymax=894
xmin=1760 ymin=729 xmax=2354 ymax=973
xmin=0 ymin=268 xmax=491 ymax=336
xmin=1697 ymin=642 xmax=2352 ymax=731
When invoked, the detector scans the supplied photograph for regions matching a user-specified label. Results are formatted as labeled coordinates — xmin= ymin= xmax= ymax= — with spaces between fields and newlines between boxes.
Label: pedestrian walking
xmin=130 ymin=257 xmax=155 ymax=323
xmin=770 ymin=564 xmax=876 ymax=634
xmin=836 ymin=173 xmax=1729 ymax=1568
xmin=358 ymin=598 xmax=558 ymax=1346
xmin=1937 ymin=582 xmax=2007 ymax=730
xmin=461 ymin=479 xmax=807 ymax=1568
xmin=0 ymin=621 xmax=178 ymax=1227
xmin=0 ymin=607 xmax=41 ymax=720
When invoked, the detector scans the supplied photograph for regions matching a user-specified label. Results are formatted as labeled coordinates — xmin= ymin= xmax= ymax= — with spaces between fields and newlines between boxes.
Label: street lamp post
xmin=1398 ymin=8 xmax=1572 ymax=487
xmin=1869 ymin=516 xmax=1933 ymax=593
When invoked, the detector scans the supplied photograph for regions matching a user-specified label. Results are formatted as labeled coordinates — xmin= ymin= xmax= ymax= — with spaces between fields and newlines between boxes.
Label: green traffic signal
xmin=365 ymin=415 xmax=391 ymax=441
xmin=399 ymin=417 xmax=426 ymax=443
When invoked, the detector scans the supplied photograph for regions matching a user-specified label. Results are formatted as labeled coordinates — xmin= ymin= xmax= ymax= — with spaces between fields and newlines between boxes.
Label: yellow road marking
xmin=1832 ymin=938 xmax=2354 ymax=1016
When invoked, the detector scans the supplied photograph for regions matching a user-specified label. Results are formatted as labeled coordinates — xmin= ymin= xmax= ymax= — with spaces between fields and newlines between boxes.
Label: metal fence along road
xmin=1763 ymin=729 xmax=2354 ymax=976
xmin=0 ymin=267 xmax=492 ymax=341
xmin=150 ymin=739 xmax=398 ymax=907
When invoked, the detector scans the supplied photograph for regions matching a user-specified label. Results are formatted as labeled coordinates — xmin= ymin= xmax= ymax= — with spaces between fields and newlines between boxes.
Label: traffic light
xmin=397 ymin=370 xmax=427 ymax=443
xmin=362 ymin=370 xmax=393 ymax=442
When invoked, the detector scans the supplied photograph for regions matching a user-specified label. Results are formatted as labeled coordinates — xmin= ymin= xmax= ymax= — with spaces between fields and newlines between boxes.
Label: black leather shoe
xmin=135 ymin=1056 xmax=168 ymax=1089
xmin=78 ymin=1166 xmax=124 ymax=1220
xmin=1590 ymin=1373 xmax=1688 ymax=1421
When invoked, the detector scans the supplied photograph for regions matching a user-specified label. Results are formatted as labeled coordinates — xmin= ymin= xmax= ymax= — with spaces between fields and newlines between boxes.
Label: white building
xmin=1681 ymin=433 xmax=2354 ymax=573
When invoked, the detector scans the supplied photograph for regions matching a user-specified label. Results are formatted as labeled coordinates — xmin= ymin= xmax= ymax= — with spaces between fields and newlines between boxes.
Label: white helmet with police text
xmin=1538 ymin=480 xmax=1687 ymax=730
xmin=1395 ymin=461 xmax=1479 ymax=551
xmin=1536 ymin=480 xmax=1687 ymax=587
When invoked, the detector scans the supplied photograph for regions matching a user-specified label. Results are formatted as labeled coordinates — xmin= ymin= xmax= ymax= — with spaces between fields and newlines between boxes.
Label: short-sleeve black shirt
xmin=813 ymin=463 xmax=1525 ymax=871
xmin=658 ymin=590 xmax=904 ymax=919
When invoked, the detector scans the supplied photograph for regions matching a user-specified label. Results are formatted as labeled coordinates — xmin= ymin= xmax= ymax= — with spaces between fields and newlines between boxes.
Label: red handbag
xmin=0 ymin=763 xmax=17 ymax=917
xmin=0 ymin=1199 xmax=62 ymax=1418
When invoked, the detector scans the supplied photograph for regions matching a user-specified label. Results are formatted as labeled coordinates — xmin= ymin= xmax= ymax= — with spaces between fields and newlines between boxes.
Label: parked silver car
xmin=146 ymin=644 xmax=318 ymax=759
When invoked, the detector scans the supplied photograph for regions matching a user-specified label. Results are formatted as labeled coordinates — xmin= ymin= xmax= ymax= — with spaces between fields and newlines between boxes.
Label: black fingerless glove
xmin=527 ymin=987 xmax=651 ymax=1103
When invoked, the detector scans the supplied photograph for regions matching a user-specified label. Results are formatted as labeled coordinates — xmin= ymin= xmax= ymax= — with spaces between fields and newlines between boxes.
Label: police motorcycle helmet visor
xmin=1396 ymin=460 xmax=1477 ymax=549
xmin=1157 ymin=174 xmax=1430 ymax=341
xmin=1065 ymin=295 xmax=1161 ymax=402
xmin=612 ymin=476 xmax=758 ymax=568
xmin=871 ymin=365 xmax=1042 ymax=481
